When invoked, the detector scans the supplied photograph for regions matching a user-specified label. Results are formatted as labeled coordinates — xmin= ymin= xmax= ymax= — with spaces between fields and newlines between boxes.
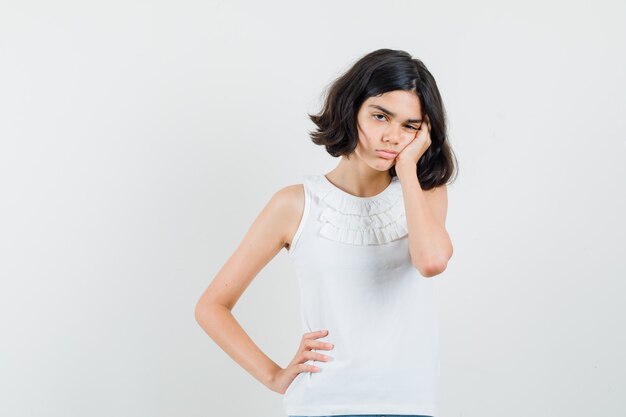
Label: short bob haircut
xmin=308 ymin=48 xmax=458 ymax=190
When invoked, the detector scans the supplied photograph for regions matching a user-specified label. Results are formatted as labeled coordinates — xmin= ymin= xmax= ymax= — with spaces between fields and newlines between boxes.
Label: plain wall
xmin=1 ymin=1 xmax=624 ymax=416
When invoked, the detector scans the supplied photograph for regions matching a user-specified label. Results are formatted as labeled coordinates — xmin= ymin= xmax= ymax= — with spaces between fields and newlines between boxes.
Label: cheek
xmin=400 ymin=131 xmax=416 ymax=144
xmin=358 ymin=125 xmax=378 ymax=145
xmin=355 ymin=138 xmax=376 ymax=160
xmin=357 ymin=135 xmax=376 ymax=154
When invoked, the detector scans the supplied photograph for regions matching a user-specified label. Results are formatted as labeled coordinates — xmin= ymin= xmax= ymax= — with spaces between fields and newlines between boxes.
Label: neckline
xmin=320 ymin=174 xmax=398 ymax=201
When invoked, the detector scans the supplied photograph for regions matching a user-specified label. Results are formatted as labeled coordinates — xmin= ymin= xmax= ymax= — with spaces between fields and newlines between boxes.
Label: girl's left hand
xmin=395 ymin=113 xmax=432 ymax=166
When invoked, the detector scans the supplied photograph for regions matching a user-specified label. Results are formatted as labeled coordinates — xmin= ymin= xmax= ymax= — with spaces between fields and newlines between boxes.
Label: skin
xmin=327 ymin=89 xmax=430 ymax=197
xmin=194 ymin=89 xmax=452 ymax=396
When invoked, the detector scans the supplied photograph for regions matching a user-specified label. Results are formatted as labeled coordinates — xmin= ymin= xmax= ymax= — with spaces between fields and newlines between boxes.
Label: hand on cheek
xmin=395 ymin=114 xmax=431 ymax=166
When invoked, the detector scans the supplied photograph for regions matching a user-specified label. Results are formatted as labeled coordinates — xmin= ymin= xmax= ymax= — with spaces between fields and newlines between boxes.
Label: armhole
xmin=287 ymin=181 xmax=310 ymax=256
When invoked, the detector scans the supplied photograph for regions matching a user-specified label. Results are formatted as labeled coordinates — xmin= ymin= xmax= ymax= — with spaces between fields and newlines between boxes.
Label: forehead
xmin=363 ymin=90 xmax=422 ymax=115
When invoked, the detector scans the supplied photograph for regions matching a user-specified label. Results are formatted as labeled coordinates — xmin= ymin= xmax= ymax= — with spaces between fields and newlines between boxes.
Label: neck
xmin=325 ymin=156 xmax=392 ymax=198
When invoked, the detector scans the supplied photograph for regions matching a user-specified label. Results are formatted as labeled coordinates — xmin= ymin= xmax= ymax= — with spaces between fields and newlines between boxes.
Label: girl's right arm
xmin=194 ymin=184 xmax=334 ymax=394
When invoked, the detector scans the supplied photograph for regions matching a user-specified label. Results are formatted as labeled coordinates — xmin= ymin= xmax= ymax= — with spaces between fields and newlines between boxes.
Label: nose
xmin=383 ymin=122 xmax=402 ymax=143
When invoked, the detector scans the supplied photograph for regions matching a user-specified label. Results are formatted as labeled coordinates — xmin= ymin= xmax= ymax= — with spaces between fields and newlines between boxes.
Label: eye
xmin=373 ymin=114 xmax=419 ymax=130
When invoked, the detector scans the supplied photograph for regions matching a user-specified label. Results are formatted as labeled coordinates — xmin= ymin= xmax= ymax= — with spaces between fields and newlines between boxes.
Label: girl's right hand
xmin=271 ymin=329 xmax=334 ymax=395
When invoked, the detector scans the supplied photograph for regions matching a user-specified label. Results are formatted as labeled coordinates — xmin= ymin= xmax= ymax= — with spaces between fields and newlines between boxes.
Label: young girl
xmin=195 ymin=48 xmax=457 ymax=417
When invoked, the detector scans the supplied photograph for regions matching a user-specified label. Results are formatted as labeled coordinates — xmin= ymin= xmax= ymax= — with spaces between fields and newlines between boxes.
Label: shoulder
xmin=266 ymin=184 xmax=305 ymax=249
xmin=270 ymin=183 xmax=304 ymax=212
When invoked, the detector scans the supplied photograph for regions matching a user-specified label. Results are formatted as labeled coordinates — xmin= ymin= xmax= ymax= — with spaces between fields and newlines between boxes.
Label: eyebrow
xmin=368 ymin=104 xmax=422 ymax=124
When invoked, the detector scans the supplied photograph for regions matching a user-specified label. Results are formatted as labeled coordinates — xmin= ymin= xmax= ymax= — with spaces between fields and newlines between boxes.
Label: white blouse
xmin=283 ymin=173 xmax=440 ymax=417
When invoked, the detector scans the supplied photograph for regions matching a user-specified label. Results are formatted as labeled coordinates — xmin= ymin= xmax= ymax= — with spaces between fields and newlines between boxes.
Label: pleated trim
xmin=305 ymin=174 xmax=408 ymax=245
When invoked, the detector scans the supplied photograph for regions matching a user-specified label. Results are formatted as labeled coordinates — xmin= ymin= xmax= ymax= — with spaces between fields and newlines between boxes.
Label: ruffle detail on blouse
xmin=305 ymin=174 xmax=408 ymax=246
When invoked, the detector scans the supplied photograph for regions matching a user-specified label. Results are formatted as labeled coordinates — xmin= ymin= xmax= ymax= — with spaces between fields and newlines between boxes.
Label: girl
xmin=195 ymin=48 xmax=457 ymax=417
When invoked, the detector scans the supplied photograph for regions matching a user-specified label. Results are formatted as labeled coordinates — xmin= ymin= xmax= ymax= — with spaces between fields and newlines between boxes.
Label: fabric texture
xmin=283 ymin=174 xmax=440 ymax=417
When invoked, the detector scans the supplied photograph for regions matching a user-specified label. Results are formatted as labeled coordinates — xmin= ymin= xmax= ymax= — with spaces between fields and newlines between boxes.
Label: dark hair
xmin=308 ymin=48 xmax=458 ymax=190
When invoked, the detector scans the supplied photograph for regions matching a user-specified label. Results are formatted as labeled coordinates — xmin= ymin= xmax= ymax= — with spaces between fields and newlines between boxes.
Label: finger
xmin=298 ymin=363 xmax=321 ymax=373
xmin=304 ymin=350 xmax=333 ymax=362
xmin=306 ymin=339 xmax=334 ymax=350
xmin=303 ymin=329 xmax=328 ymax=340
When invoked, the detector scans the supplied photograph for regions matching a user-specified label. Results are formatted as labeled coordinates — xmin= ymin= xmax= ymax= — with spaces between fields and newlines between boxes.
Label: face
xmin=354 ymin=90 xmax=423 ymax=170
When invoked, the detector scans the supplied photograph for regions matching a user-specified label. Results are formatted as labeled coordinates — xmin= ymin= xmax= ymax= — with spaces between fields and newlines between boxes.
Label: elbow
xmin=413 ymin=257 xmax=449 ymax=278
xmin=195 ymin=301 xmax=218 ymax=338
xmin=195 ymin=299 xmax=230 ymax=327
xmin=194 ymin=301 xmax=207 ymax=324
xmin=194 ymin=300 xmax=216 ymax=325
xmin=414 ymin=244 xmax=453 ymax=277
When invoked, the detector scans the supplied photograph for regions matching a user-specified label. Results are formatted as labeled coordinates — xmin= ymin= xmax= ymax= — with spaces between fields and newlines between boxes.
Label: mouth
xmin=375 ymin=149 xmax=398 ymax=160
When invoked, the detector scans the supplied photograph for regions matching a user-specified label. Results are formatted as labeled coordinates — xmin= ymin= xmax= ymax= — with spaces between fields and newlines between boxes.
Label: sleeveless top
xmin=282 ymin=173 xmax=440 ymax=417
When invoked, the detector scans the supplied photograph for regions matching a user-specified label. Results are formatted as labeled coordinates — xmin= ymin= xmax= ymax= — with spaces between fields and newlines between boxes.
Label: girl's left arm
xmin=396 ymin=161 xmax=453 ymax=277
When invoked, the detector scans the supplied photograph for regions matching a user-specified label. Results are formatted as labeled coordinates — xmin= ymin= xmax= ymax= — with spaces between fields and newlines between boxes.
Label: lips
xmin=375 ymin=149 xmax=398 ymax=159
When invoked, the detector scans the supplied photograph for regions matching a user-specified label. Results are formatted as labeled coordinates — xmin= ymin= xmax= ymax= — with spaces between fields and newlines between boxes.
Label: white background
xmin=1 ymin=1 xmax=624 ymax=416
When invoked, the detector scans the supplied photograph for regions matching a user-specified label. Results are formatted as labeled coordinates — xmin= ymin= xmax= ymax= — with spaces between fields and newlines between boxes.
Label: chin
xmin=372 ymin=160 xmax=394 ymax=170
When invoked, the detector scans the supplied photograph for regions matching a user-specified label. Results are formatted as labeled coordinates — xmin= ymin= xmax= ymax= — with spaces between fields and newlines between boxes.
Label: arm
xmin=395 ymin=162 xmax=453 ymax=277
xmin=194 ymin=184 xmax=304 ymax=389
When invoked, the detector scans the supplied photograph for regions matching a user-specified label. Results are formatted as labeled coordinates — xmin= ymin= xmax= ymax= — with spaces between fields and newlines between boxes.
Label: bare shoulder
xmin=246 ymin=183 xmax=304 ymax=251
xmin=270 ymin=183 xmax=305 ymax=251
